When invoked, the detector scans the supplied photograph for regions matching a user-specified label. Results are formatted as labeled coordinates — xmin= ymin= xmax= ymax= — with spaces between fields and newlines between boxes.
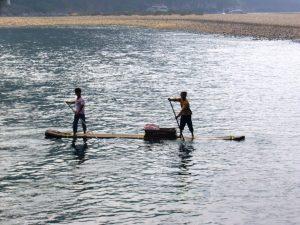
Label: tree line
xmin=1 ymin=0 xmax=300 ymax=16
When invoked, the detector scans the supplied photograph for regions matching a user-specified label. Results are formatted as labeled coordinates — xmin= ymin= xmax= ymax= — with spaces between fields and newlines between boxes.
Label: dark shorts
xmin=180 ymin=115 xmax=194 ymax=132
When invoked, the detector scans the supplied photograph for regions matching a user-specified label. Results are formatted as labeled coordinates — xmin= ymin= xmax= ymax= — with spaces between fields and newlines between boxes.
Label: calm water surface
xmin=0 ymin=27 xmax=299 ymax=225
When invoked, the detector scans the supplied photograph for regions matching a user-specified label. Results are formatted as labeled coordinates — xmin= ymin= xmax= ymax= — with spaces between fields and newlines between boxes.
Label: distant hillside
xmin=1 ymin=0 xmax=300 ymax=16
xmin=242 ymin=0 xmax=300 ymax=12
xmin=0 ymin=0 xmax=239 ymax=15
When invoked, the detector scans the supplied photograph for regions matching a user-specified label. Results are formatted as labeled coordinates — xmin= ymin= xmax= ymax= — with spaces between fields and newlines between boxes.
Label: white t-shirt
xmin=75 ymin=97 xmax=85 ymax=115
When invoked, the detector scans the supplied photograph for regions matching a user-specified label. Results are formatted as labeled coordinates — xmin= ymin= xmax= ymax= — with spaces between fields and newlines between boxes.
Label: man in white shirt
xmin=66 ymin=88 xmax=87 ymax=135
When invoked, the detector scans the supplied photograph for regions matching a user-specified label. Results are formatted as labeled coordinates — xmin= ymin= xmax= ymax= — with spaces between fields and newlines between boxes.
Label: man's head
xmin=180 ymin=91 xmax=187 ymax=99
xmin=75 ymin=88 xmax=81 ymax=97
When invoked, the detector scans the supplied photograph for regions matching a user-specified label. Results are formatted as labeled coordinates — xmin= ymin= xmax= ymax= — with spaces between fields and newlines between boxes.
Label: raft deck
xmin=45 ymin=130 xmax=245 ymax=141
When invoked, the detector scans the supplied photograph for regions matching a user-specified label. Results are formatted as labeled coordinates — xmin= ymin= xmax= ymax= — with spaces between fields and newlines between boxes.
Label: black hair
xmin=181 ymin=91 xmax=187 ymax=97
xmin=75 ymin=88 xmax=81 ymax=94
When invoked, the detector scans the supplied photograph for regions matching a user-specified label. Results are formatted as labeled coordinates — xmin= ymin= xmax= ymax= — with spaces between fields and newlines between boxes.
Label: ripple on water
xmin=0 ymin=27 xmax=299 ymax=225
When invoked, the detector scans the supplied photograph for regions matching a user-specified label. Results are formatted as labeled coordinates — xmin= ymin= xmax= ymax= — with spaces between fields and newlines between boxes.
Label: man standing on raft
xmin=65 ymin=88 xmax=87 ymax=135
xmin=168 ymin=92 xmax=194 ymax=139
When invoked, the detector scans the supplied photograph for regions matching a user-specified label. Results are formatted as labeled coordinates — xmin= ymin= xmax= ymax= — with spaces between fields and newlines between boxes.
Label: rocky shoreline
xmin=0 ymin=13 xmax=300 ymax=40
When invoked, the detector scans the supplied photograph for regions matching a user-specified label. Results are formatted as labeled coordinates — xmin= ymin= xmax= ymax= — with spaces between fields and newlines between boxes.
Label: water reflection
xmin=1 ymin=27 xmax=300 ymax=224
xmin=178 ymin=142 xmax=195 ymax=175
xmin=71 ymin=138 xmax=88 ymax=164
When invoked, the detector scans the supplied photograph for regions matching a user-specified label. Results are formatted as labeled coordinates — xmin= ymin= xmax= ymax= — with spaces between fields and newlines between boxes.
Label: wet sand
xmin=0 ymin=13 xmax=300 ymax=39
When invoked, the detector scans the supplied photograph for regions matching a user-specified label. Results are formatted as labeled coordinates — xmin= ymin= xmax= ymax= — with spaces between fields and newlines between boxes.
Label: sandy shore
xmin=1 ymin=13 xmax=300 ymax=39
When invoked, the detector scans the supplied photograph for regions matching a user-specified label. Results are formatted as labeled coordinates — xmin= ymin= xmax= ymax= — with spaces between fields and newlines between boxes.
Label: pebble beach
xmin=0 ymin=13 xmax=300 ymax=39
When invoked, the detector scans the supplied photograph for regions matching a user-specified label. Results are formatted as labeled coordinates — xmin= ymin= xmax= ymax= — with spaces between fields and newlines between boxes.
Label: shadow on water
xmin=178 ymin=142 xmax=195 ymax=175
xmin=71 ymin=138 xmax=88 ymax=164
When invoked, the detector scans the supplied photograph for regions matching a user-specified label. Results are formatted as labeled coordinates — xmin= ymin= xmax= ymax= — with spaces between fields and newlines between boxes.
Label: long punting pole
xmin=169 ymin=100 xmax=185 ymax=141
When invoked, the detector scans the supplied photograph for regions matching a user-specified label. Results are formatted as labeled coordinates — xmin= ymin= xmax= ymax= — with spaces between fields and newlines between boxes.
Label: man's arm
xmin=65 ymin=100 xmax=75 ymax=104
xmin=177 ymin=105 xmax=187 ymax=118
xmin=168 ymin=98 xmax=181 ymax=102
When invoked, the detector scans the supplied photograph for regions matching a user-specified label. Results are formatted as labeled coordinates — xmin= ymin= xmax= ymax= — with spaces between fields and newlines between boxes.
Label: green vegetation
xmin=1 ymin=0 xmax=300 ymax=16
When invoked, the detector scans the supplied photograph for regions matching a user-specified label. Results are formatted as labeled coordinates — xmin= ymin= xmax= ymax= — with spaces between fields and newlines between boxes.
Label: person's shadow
xmin=71 ymin=137 xmax=88 ymax=164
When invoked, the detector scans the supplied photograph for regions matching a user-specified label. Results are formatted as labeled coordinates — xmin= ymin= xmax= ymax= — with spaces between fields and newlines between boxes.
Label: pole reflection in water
xmin=71 ymin=137 xmax=88 ymax=164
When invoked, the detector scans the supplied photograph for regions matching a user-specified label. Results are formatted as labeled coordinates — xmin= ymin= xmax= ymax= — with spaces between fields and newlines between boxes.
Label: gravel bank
xmin=0 ymin=13 xmax=300 ymax=39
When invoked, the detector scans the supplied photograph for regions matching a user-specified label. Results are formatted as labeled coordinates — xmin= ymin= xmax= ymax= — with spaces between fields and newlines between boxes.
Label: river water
xmin=0 ymin=26 xmax=299 ymax=225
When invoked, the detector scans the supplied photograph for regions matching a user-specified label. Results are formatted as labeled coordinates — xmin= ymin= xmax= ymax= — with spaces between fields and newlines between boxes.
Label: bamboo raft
xmin=45 ymin=129 xmax=245 ymax=141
